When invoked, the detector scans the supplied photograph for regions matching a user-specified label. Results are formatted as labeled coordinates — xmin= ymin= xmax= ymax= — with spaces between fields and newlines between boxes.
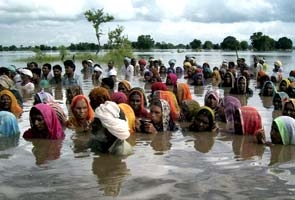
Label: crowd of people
xmin=0 ymin=55 xmax=295 ymax=157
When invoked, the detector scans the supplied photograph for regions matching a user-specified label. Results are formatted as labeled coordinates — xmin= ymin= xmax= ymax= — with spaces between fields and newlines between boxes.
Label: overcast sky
xmin=0 ymin=0 xmax=294 ymax=46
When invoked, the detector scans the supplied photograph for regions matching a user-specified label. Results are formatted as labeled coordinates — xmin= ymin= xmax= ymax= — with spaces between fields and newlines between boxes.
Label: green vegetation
xmin=84 ymin=9 xmax=114 ymax=54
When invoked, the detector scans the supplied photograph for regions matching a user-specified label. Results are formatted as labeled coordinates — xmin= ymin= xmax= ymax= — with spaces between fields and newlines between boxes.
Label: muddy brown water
xmin=0 ymin=50 xmax=295 ymax=199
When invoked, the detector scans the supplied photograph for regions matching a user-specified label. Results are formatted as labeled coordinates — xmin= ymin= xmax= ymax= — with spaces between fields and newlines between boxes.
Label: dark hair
xmin=150 ymin=99 xmax=163 ymax=111
xmin=64 ymin=60 xmax=75 ymax=71
xmin=32 ymin=68 xmax=42 ymax=77
xmin=228 ymin=62 xmax=235 ymax=68
xmin=30 ymin=62 xmax=38 ymax=68
xmin=102 ymin=77 xmax=114 ymax=90
xmin=53 ymin=64 xmax=62 ymax=71
xmin=0 ymin=67 xmax=9 ymax=76
xmin=43 ymin=63 xmax=51 ymax=70
xmin=82 ymin=60 xmax=88 ymax=65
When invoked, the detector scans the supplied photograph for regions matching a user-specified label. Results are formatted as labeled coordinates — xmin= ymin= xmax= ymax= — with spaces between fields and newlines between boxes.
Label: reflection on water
xmin=0 ymin=50 xmax=295 ymax=198
xmin=30 ymin=139 xmax=63 ymax=165
xmin=92 ymin=154 xmax=130 ymax=197
xmin=232 ymin=135 xmax=265 ymax=161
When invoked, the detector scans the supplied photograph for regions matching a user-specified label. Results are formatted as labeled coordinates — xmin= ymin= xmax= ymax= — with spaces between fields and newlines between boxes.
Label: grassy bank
xmin=15 ymin=48 xmax=133 ymax=66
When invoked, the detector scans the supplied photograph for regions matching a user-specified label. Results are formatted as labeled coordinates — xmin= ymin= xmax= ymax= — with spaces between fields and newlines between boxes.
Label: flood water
xmin=0 ymin=50 xmax=295 ymax=199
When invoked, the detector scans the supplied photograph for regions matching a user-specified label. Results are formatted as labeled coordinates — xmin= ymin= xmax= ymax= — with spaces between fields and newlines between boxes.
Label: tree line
xmin=1 ymin=32 xmax=292 ymax=52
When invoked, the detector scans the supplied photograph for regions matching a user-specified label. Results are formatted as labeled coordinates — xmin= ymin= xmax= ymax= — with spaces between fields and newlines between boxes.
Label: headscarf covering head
xmin=138 ymin=59 xmax=147 ymax=66
xmin=119 ymin=80 xmax=131 ymax=91
xmin=176 ymin=83 xmax=192 ymax=104
xmin=0 ymin=90 xmax=22 ymax=118
xmin=70 ymin=95 xmax=94 ymax=122
xmin=0 ymin=75 xmax=14 ymax=89
xmin=238 ymin=106 xmax=262 ymax=136
xmin=274 ymin=116 xmax=295 ymax=145
xmin=118 ymin=103 xmax=136 ymax=134
xmin=0 ymin=111 xmax=20 ymax=136
xmin=195 ymin=106 xmax=215 ymax=130
xmin=221 ymin=96 xmax=241 ymax=123
xmin=167 ymin=73 xmax=178 ymax=85
xmin=274 ymin=60 xmax=282 ymax=67
xmin=34 ymin=91 xmax=55 ymax=105
xmin=181 ymin=100 xmax=200 ymax=121
xmin=95 ymin=101 xmax=130 ymax=140
xmin=24 ymin=104 xmax=64 ymax=139
xmin=111 ymin=92 xmax=128 ymax=104
xmin=151 ymin=82 xmax=167 ymax=94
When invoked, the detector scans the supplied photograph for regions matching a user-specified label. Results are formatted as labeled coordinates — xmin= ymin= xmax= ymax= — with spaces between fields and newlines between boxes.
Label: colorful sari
xmin=111 ymin=92 xmax=128 ymax=104
xmin=274 ymin=116 xmax=295 ymax=145
xmin=167 ymin=73 xmax=178 ymax=85
xmin=67 ymin=95 xmax=94 ymax=131
xmin=153 ymin=90 xmax=180 ymax=121
xmin=0 ymin=90 xmax=22 ymax=118
xmin=89 ymin=87 xmax=111 ymax=110
xmin=128 ymin=89 xmax=150 ymax=118
xmin=151 ymin=82 xmax=167 ymax=94
xmin=23 ymin=104 xmax=64 ymax=139
xmin=220 ymin=96 xmax=241 ymax=123
xmin=238 ymin=106 xmax=262 ymax=136
xmin=0 ymin=111 xmax=20 ymax=136
xmin=176 ymin=83 xmax=192 ymax=104
xmin=118 ymin=103 xmax=136 ymax=134
xmin=273 ymin=92 xmax=289 ymax=110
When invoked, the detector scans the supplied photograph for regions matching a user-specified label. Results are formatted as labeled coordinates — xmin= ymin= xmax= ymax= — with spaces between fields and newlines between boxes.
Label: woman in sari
xmin=270 ymin=116 xmax=295 ymax=145
xmin=111 ymin=92 xmax=128 ymax=104
xmin=0 ymin=111 xmax=20 ymax=136
xmin=118 ymin=80 xmax=131 ymax=96
xmin=282 ymin=99 xmax=295 ymax=119
xmin=174 ymin=83 xmax=192 ymax=105
xmin=179 ymin=99 xmax=200 ymax=121
xmin=118 ymin=103 xmax=136 ymax=134
xmin=234 ymin=106 xmax=263 ymax=136
xmin=23 ymin=104 xmax=64 ymax=139
xmin=66 ymin=85 xmax=83 ymax=105
xmin=138 ymin=99 xmax=177 ymax=133
xmin=218 ymin=96 xmax=241 ymax=130
xmin=152 ymin=90 xmax=180 ymax=121
xmin=33 ymin=91 xmax=55 ymax=105
xmin=230 ymin=76 xmax=253 ymax=96
xmin=273 ymin=92 xmax=289 ymax=110
xmin=0 ymin=90 xmax=22 ymax=118
xmin=279 ymin=78 xmax=290 ymax=93
xmin=189 ymin=106 xmax=217 ymax=132
xmin=221 ymin=71 xmax=235 ymax=88
xmin=204 ymin=90 xmax=220 ymax=112
xmin=128 ymin=88 xmax=150 ymax=119
xmin=260 ymin=81 xmax=277 ymax=96
xmin=67 ymin=95 xmax=94 ymax=132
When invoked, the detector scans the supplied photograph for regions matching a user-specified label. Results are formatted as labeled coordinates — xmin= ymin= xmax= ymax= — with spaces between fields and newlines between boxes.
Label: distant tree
xmin=8 ymin=45 xmax=17 ymax=51
xmin=250 ymin=32 xmax=276 ymax=51
xmin=175 ymin=43 xmax=187 ymax=49
xmin=108 ymin=26 xmax=130 ymax=49
xmin=203 ymin=41 xmax=213 ymax=49
xmin=213 ymin=43 xmax=220 ymax=49
xmin=276 ymin=37 xmax=293 ymax=50
xmin=240 ymin=41 xmax=249 ymax=50
xmin=136 ymin=35 xmax=155 ymax=49
xmin=84 ymin=9 xmax=114 ymax=54
xmin=189 ymin=39 xmax=202 ymax=49
xmin=220 ymin=36 xmax=240 ymax=50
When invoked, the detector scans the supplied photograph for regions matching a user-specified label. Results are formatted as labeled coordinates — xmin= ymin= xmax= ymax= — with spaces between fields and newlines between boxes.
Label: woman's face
xmin=160 ymin=67 xmax=166 ymax=73
xmin=144 ymin=75 xmax=151 ymax=81
xmin=279 ymin=81 xmax=287 ymax=92
xmin=282 ymin=102 xmax=295 ymax=118
xmin=196 ymin=75 xmax=203 ymax=85
xmin=270 ymin=122 xmax=283 ymax=144
xmin=118 ymin=83 xmax=127 ymax=94
xmin=150 ymin=105 xmax=162 ymax=124
xmin=225 ymin=74 xmax=231 ymax=84
xmin=273 ymin=97 xmax=282 ymax=110
xmin=73 ymin=99 xmax=88 ymax=120
xmin=265 ymin=83 xmax=273 ymax=96
xmin=166 ymin=77 xmax=172 ymax=85
xmin=205 ymin=94 xmax=218 ymax=110
xmin=129 ymin=93 xmax=141 ymax=112
xmin=31 ymin=113 xmax=46 ymax=132
xmin=0 ymin=94 xmax=12 ymax=110
xmin=238 ymin=79 xmax=246 ymax=93
xmin=194 ymin=112 xmax=210 ymax=132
